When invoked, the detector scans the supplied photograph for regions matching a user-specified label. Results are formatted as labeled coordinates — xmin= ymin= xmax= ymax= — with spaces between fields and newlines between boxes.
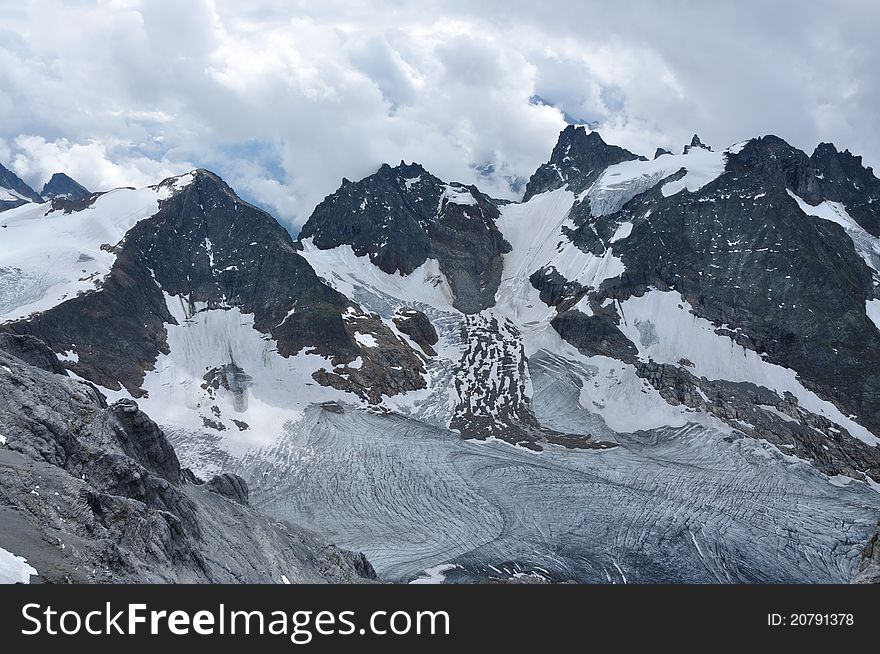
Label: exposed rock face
xmin=683 ymin=133 xmax=711 ymax=153
xmin=636 ymin=361 xmax=880 ymax=481
xmin=0 ymin=162 xmax=43 ymax=211
xmin=810 ymin=142 xmax=880 ymax=236
xmin=300 ymin=162 xmax=511 ymax=313
xmin=550 ymin=309 xmax=639 ymax=363
xmin=0 ymin=333 xmax=68 ymax=375
xmin=6 ymin=170 xmax=369 ymax=394
xmin=393 ymin=308 xmax=438 ymax=356
xmin=313 ymin=309 xmax=428 ymax=404
xmin=854 ymin=524 xmax=880 ymax=583
xmin=522 ymin=125 xmax=643 ymax=201
xmin=40 ymin=173 xmax=90 ymax=202
xmin=729 ymin=137 xmax=880 ymax=236
xmin=0 ymin=349 xmax=375 ymax=583
xmin=205 ymin=473 xmax=250 ymax=506
xmin=609 ymin=138 xmax=880 ymax=436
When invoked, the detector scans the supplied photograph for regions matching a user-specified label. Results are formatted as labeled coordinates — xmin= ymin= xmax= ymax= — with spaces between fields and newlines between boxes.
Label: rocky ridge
xmin=0 ymin=342 xmax=375 ymax=583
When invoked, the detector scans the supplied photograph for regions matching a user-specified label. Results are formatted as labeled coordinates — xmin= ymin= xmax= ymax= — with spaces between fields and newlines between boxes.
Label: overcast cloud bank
xmin=1 ymin=0 xmax=877 ymax=231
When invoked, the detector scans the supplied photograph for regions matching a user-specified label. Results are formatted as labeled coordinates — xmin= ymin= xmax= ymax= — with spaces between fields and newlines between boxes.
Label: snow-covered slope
xmin=113 ymin=291 xmax=352 ymax=455
xmin=584 ymin=146 xmax=727 ymax=215
xmin=4 ymin=128 xmax=880 ymax=584
xmin=0 ymin=175 xmax=192 ymax=321
xmin=0 ymin=162 xmax=44 ymax=212
xmin=0 ymin=546 xmax=37 ymax=584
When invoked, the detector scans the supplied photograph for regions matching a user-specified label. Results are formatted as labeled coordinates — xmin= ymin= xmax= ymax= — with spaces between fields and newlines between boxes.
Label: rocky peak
xmin=40 ymin=172 xmax=90 ymax=201
xmin=0 ymin=162 xmax=43 ymax=211
xmin=387 ymin=160 xmax=428 ymax=179
xmin=726 ymin=136 xmax=880 ymax=236
xmin=683 ymin=133 xmax=712 ymax=153
xmin=7 ymin=168 xmax=361 ymax=395
xmin=522 ymin=126 xmax=643 ymax=201
xmin=654 ymin=147 xmax=672 ymax=159
xmin=725 ymin=134 xmax=820 ymax=197
xmin=300 ymin=161 xmax=510 ymax=313
xmin=810 ymin=142 xmax=880 ymax=236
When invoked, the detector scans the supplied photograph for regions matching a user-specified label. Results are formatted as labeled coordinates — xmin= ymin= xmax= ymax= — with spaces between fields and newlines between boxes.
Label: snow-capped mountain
xmin=0 ymin=162 xmax=43 ymax=212
xmin=40 ymin=172 xmax=90 ymax=201
xmin=2 ymin=126 xmax=880 ymax=584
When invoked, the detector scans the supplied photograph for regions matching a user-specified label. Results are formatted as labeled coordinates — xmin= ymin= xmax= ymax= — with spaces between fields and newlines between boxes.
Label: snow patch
xmin=788 ymin=191 xmax=880 ymax=274
xmin=409 ymin=563 xmax=458 ymax=584
xmin=57 ymin=349 xmax=79 ymax=364
xmin=354 ymin=332 xmax=378 ymax=348
xmin=609 ymin=221 xmax=633 ymax=243
xmin=726 ymin=140 xmax=751 ymax=155
xmin=0 ymin=179 xmax=190 ymax=322
xmin=275 ymin=305 xmax=296 ymax=328
xmin=0 ymin=547 xmax=37 ymax=584
xmin=868 ymin=299 xmax=880 ymax=331
xmin=203 ymin=237 xmax=215 ymax=269
xmin=109 ymin=292 xmax=351 ymax=455
xmin=496 ymin=187 xmax=624 ymax=329
xmin=580 ymin=148 xmax=726 ymax=216
xmin=617 ymin=290 xmax=879 ymax=445
xmin=440 ymin=184 xmax=478 ymax=207
xmin=300 ymin=239 xmax=457 ymax=313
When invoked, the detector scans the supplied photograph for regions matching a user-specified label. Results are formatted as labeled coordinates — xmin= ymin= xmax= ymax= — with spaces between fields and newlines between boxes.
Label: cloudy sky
xmin=1 ymin=0 xmax=878 ymax=232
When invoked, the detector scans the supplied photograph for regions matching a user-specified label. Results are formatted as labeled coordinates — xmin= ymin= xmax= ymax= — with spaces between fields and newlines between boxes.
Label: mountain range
xmin=1 ymin=126 xmax=879 ymax=584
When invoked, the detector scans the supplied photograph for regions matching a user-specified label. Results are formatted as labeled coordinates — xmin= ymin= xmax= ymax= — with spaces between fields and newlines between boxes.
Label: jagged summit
xmin=40 ymin=172 xmax=90 ymax=201
xmin=0 ymin=162 xmax=43 ymax=211
xmin=2 ymin=127 xmax=880 ymax=585
xmin=683 ymin=134 xmax=712 ymax=153
xmin=300 ymin=159 xmax=510 ymax=313
xmin=392 ymin=160 xmax=428 ymax=175
xmin=522 ymin=126 xmax=643 ymax=201
xmin=727 ymin=134 xmax=880 ymax=236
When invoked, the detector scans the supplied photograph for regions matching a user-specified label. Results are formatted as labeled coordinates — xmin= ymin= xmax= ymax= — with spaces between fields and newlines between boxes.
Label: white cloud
xmin=10 ymin=136 xmax=193 ymax=192
xmin=1 ymin=1 xmax=878 ymax=230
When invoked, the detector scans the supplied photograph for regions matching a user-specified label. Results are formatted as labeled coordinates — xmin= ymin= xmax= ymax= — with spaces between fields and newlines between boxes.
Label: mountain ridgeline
xmin=1 ymin=125 xmax=880 ymax=584
xmin=300 ymin=161 xmax=511 ymax=313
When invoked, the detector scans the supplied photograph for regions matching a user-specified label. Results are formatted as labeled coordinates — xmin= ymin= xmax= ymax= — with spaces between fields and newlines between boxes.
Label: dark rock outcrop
xmin=300 ymin=162 xmax=511 ymax=313
xmin=205 ymin=473 xmax=250 ymax=506
xmin=727 ymin=137 xmax=880 ymax=236
xmin=683 ymin=134 xmax=711 ymax=153
xmin=393 ymin=308 xmax=439 ymax=356
xmin=0 ymin=162 xmax=43 ymax=211
xmin=0 ymin=333 xmax=67 ymax=375
xmin=854 ymin=523 xmax=880 ymax=583
xmin=313 ymin=309 xmax=428 ymax=404
xmin=550 ymin=310 xmax=639 ymax=363
xmin=529 ymin=266 xmax=587 ymax=309
xmin=6 ymin=170 xmax=365 ymax=394
xmin=522 ymin=125 xmax=643 ymax=201
xmin=810 ymin=142 xmax=880 ymax=236
xmin=0 ymin=350 xmax=375 ymax=583
xmin=40 ymin=172 xmax=90 ymax=201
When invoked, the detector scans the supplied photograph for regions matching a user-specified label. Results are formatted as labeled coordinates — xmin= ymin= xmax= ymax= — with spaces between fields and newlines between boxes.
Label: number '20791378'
xmin=767 ymin=613 xmax=854 ymax=627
